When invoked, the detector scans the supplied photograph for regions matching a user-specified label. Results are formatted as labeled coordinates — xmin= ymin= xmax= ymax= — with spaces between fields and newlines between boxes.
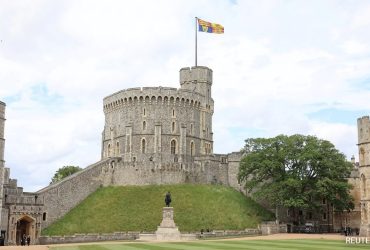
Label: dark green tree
xmin=238 ymin=134 xmax=354 ymax=223
xmin=50 ymin=165 xmax=82 ymax=184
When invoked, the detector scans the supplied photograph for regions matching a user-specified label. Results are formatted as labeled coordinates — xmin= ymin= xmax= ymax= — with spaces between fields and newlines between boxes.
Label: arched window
xmin=116 ymin=142 xmax=120 ymax=155
xmin=143 ymin=121 xmax=146 ymax=131
xmin=108 ymin=144 xmax=111 ymax=157
xmin=362 ymin=174 xmax=367 ymax=197
xmin=171 ymin=140 xmax=176 ymax=154
xmin=172 ymin=122 xmax=176 ymax=133
xmin=190 ymin=141 xmax=195 ymax=156
xmin=141 ymin=138 xmax=146 ymax=153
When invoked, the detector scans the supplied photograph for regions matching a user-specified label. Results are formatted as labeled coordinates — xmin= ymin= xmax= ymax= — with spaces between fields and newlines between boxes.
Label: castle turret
xmin=0 ymin=101 xmax=5 ymax=168
xmin=357 ymin=116 xmax=370 ymax=236
xmin=180 ymin=66 xmax=214 ymax=155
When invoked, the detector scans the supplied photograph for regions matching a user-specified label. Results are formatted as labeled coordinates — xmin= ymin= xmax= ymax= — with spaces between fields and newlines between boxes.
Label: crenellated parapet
xmin=103 ymin=87 xmax=204 ymax=113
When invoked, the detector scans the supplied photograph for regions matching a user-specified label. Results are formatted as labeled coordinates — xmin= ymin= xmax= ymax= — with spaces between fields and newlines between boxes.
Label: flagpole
xmin=195 ymin=17 xmax=198 ymax=67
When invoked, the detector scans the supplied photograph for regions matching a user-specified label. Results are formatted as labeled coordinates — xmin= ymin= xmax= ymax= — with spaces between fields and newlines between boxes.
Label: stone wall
xmin=37 ymin=158 xmax=118 ymax=228
xmin=38 ymin=232 xmax=139 ymax=245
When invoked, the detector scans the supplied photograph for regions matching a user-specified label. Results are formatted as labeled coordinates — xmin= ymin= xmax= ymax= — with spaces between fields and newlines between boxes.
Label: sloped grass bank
xmin=43 ymin=184 xmax=274 ymax=235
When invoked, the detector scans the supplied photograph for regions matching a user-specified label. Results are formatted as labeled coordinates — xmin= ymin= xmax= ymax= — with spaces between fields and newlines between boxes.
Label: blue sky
xmin=1 ymin=0 xmax=370 ymax=191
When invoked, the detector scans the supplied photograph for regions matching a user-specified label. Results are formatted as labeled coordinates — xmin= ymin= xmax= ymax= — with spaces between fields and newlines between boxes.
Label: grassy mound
xmin=42 ymin=184 xmax=274 ymax=235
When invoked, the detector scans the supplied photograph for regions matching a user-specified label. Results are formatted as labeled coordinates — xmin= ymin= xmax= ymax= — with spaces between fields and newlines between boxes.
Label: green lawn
xmin=50 ymin=239 xmax=369 ymax=250
xmin=43 ymin=184 xmax=273 ymax=235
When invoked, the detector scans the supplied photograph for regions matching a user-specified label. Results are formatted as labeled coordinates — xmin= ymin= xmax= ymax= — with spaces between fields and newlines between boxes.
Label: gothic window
xmin=190 ymin=141 xmax=195 ymax=156
xmin=322 ymin=212 xmax=327 ymax=220
xmin=172 ymin=122 xmax=176 ymax=133
xmin=171 ymin=139 xmax=176 ymax=154
xmin=108 ymin=144 xmax=111 ymax=157
xmin=116 ymin=142 xmax=120 ymax=155
xmin=143 ymin=121 xmax=146 ymax=131
xmin=361 ymin=174 xmax=367 ymax=197
xmin=141 ymin=138 xmax=146 ymax=154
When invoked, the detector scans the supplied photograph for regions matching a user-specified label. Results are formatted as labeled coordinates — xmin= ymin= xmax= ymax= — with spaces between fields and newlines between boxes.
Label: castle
xmin=0 ymin=66 xmax=369 ymax=245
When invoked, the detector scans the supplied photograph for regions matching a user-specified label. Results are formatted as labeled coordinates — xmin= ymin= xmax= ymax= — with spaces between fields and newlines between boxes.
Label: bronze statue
xmin=165 ymin=191 xmax=171 ymax=207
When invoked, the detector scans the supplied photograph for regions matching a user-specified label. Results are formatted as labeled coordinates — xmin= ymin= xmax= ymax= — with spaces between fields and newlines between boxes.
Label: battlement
xmin=103 ymin=86 xmax=204 ymax=113
xmin=180 ymin=66 xmax=213 ymax=85
xmin=358 ymin=116 xmax=370 ymax=144
xmin=0 ymin=101 xmax=5 ymax=119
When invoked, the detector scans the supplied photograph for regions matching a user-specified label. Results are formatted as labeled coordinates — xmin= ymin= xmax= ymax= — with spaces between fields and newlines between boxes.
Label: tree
xmin=50 ymin=166 xmax=82 ymax=184
xmin=238 ymin=134 xmax=354 ymax=224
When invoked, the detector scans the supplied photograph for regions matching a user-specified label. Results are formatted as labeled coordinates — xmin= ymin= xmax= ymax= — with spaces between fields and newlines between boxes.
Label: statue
xmin=165 ymin=191 xmax=171 ymax=207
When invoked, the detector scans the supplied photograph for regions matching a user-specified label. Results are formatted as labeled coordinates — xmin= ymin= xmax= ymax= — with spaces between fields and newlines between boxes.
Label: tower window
xmin=143 ymin=108 xmax=146 ymax=116
xmin=172 ymin=109 xmax=175 ymax=117
xmin=116 ymin=142 xmax=120 ymax=155
xmin=43 ymin=212 xmax=47 ymax=221
xmin=190 ymin=124 xmax=193 ymax=135
xmin=108 ymin=144 xmax=111 ymax=157
xmin=143 ymin=121 xmax=146 ymax=131
xmin=171 ymin=140 xmax=176 ymax=154
xmin=190 ymin=141 xmax=195 ymax=156
xmin=141 ymin=138 xmax=146 ymax=153
xmin=172 ymin=122 xmax=176 ymax=133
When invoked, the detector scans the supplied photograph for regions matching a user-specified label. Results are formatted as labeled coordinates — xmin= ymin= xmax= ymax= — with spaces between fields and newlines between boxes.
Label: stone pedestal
xmin=155 ymin=207 xmax=181 ymax=240
xmin=139 ymin=207 xmax=196 ymax=241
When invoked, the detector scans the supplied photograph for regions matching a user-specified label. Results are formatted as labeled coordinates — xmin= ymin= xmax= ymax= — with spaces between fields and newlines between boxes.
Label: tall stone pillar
xmin=154 ymin=122 xmax=162 ymax=154
xmin=0 ymin=101 xmax=6 ymax=239
xmin=0 ymin=101 xmax=5 ymax=168
xmin=125 ymin=125 xmax=132 ymax=162
xmin=358 ymin=116 xmax=370 ymax=236
xmin=179 ymin=124 xmax=186 ymax=162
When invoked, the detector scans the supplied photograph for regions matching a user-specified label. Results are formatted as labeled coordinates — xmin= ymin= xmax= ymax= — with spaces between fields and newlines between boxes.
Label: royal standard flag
xmin=198 ymin=18 xmax=224 ymax=34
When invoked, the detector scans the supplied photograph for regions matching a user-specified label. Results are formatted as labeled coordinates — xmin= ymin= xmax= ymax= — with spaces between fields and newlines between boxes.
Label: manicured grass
xmin=50 ymin=239 xmax=369 ymax=250
xmin=42 ymin=184 xmax=274 ymax=235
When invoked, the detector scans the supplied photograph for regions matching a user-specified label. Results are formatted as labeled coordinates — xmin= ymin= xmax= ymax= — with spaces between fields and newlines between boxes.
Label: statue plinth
xmin=156 ymin=207 xmax=181 ymax=240
xmin=138 ymin=207 xmax=196 ymax=241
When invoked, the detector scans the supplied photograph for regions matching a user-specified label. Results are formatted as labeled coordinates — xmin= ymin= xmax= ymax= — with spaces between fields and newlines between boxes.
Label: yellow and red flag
xmin=197 ymin=18 xmax=224 ymax=34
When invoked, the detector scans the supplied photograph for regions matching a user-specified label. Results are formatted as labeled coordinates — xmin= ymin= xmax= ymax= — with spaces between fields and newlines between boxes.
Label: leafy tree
xmin=50 ymin=166 xmax=82 ymax=184
xmin=238 ymin=134 xmax=354 ymax=223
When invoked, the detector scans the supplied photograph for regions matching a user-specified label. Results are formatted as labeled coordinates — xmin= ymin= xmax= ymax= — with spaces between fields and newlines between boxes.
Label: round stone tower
xmin=101 ymin=66 xmax=214 ymax=165
xmin=357 ymin=116 xmax=370 ymax=236
xmin=0 ymin=101 xmax=5 ymax=168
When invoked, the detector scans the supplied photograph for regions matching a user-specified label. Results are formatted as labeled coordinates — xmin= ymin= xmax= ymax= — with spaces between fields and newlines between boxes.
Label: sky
xmin=1 ymin=0 xmax=370 ymax=191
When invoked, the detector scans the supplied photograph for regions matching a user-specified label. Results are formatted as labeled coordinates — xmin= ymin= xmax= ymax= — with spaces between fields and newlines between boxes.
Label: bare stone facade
xmin=357 ymin=116 xmax=370 ymax=236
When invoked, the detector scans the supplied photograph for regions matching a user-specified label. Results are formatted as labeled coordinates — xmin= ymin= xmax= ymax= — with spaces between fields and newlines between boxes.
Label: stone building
xmin=0 ymin=66 xmax=368 ymax=245
xmin=357 ymin=116 xmax=370 ymax=236
xmin=0 ymin=101 xmax=45 ymax=245
xmin=0 ymin=66 xmax=244 ymax=245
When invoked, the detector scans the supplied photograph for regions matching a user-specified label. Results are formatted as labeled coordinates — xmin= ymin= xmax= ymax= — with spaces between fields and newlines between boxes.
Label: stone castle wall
xmin=357 ymin=116 xmax=370 ymax=236
xmin=37 ymin=158 xmax=115 ymax=228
